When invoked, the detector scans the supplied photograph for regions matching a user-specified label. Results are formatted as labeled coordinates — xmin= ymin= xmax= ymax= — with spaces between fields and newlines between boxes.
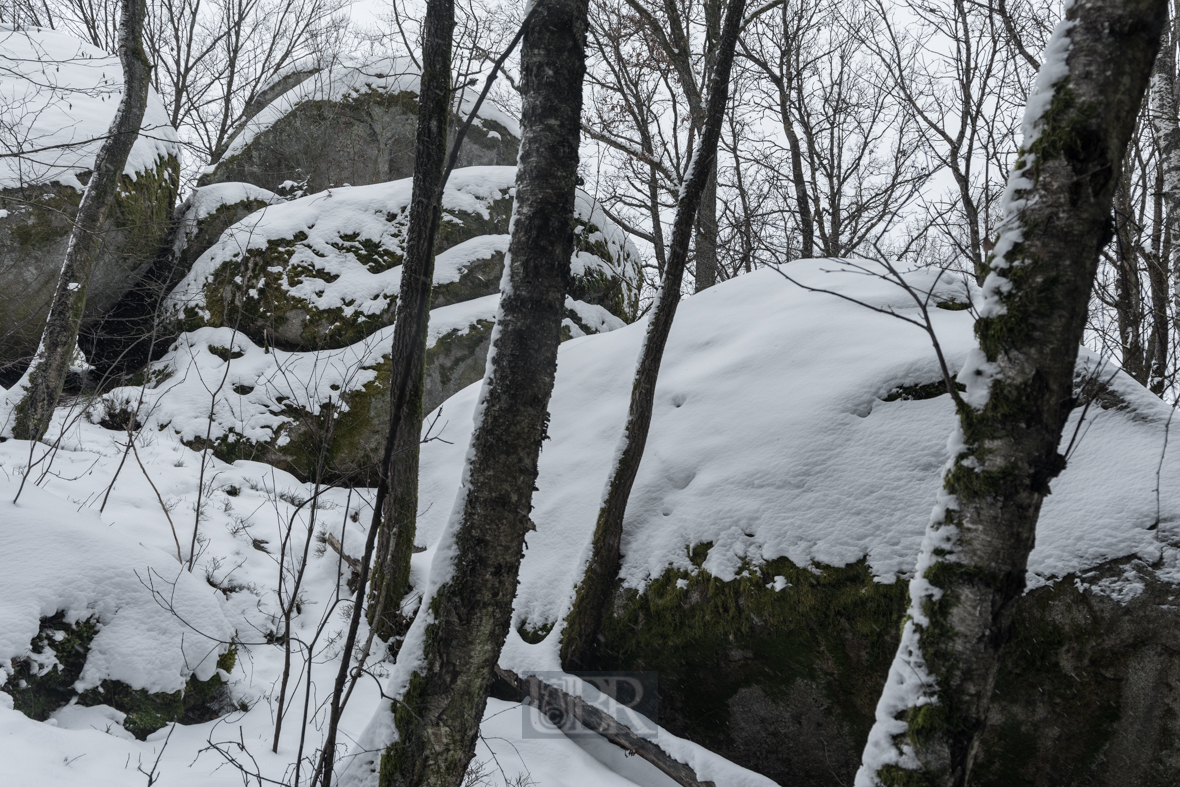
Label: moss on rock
xmin=0 ymin=155 xmax=180 ymax=383
xmin=583 ymin=553 xmax=1180 ymax=787
xmin=7 ymin=613 xmax=236 ymax=740
xmin=590 ymin=553 xmax=906 ymax=786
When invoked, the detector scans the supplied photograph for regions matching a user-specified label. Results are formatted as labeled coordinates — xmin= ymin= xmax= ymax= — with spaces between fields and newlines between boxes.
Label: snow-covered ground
xmin=0 ymin=411 xmax=717 ymax=786
xmin=1 ymin=260 xmax=1177 ymax=785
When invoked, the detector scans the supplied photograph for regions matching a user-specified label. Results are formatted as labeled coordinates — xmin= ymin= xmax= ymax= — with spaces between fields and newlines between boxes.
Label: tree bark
xmin=1114 ymin=176 xmax=1148 ymax=383
xmin=9 ymin=0 xmax=151 ymax=441
xmin=561 ymin=0 xmax=746 ymax=672
xmin=375 ymin=0 xmax=590 ymax=782
xmin=782 ymin=94 xmax=815 ymax=259
xmin=366 ymin=0 xmax=455 ymax=644
xmin=856 ymin=2 xmax=1166 ymax=786
xmin=1147 ymin=165 xmax=1169 ymax=395
xmin=1153 ymin=1 xmax=1180 ymax=392
xmin=693 ymin=163 xmax=719 ymax=290
xmin=693 ymin=0 xmax=722 ymax=292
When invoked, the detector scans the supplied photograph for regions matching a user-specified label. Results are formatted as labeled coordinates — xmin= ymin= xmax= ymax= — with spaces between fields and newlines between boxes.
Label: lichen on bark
xmin=857 ymin=3 xmax=1169 ymax=785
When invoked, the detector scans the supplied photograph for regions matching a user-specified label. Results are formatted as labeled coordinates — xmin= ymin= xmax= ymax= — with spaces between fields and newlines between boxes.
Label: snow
xmin=565 ymin=296 xmax=626 ymax=333
xmin=170 ymin=181 xmax=281 ymax=259
xmin=0 ymin=410 xmax=391 ymax=785
xmin=109 ymin=291 xmax=499 ymax=448
xmin=0 ymin=26 xmax=180 ymax=191
xmin=434 ymin=233 xmax=510 ymax=283
xmin=181 ymin=181 xmax=280 ymax=225
xmin=218 ymin=55 xmax=521 ymax=164
xmin=351 ymin=259 xmax=1180 ymax=785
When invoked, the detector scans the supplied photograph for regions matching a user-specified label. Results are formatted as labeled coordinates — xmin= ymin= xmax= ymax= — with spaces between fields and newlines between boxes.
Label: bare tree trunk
xmin=561 ymin=0 xmax=746 ymax=671
xmin=693 ymin=0 xmax=722 ymax=291
xmin=649 ymin=161 xmax=670 ymax=278
xmin=375 ymin=0 xmax=589 ymax=782
xmin=741 ymin=8 xmax=815 ymax=260
xmin=856 ymin=2 xmax=1165 ymax=786
xmin=366 ymin=0 xmax=455 ymax=644
xmin=1114 ymin=176 xmax=1148 ymax=383
xmin=783 ymin=103 xmax=815 ymax=259
xmin=1154 ymin=1 xmax=1180 ymax=390
xmin=10 ymin=0 xmax=151 ymax=442
xmin=1148 ymin=164 xmax=1169 ymax=394
xmin=694 ymin=164 xmax=719 ymax=290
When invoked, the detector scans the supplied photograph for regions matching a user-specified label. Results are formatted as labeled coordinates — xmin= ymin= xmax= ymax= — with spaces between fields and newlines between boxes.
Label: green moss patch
xmin=592 ymin=555 xmax=906 ymax=775
xmin=581 ymin=555 xmax=1180 ymax=787
xmin=7 ymin=613 xmax=236 ymax=740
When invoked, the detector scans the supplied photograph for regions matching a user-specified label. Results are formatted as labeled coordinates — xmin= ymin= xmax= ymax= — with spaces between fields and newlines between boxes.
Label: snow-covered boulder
xmin=397 ymin=262 xmax=1180 ymax=787
xmin=201 ymin=56 xmax=519 ymax=195
xmin=171 ymin=182 xmax=282 ymax=279
xmin=0 ymin=27 xmax=181 ymax=382
xmin=168 ymin=167 xmax=636 ymax=352
xmin=131 ymin=166 xmax=638 ymax=479
xmin=0 ymin=480 xmax=235 ymax=739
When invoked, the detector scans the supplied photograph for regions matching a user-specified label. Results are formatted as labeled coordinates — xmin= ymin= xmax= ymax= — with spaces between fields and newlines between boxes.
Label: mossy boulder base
xmin=0 ymin=27 xmax=182 ymax=381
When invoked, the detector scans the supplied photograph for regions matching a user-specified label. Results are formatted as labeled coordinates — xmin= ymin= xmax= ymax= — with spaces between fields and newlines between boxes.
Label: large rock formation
xmin=126 ymin=166 xmax=639 ymax=481
xmin=0 ymin=27 xmax=180 ymax=384
xmin=389 ymin=263 xmax=1180 ymax=787
xmin=200 ymin=57 xmax=519 ymax=195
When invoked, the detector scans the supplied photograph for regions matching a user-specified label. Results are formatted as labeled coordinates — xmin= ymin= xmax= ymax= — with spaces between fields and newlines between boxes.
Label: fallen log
xmin=325 ymin=533 xmax=362 ymax=593
xmin=495 ymin=666 xmax=716 ymax=787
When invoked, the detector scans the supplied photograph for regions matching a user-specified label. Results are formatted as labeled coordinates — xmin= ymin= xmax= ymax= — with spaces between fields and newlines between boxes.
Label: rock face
xmin=594 ymin=554 xmax=1180 ymax=787
xmin=201 ymin=58 xmax=519 ymax=195
xmin=138 ymin=166 xmax=639 ymax=481
xmin=0 ymin=28 xmax=181 ymax=384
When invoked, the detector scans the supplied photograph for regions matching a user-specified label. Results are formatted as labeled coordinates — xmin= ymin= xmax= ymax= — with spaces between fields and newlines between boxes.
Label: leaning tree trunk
xmin=374 ymin=0 xmax=590 ymax=783
xmin=855 ymin=2 xmax=1166 ymax=786
xmin=367 ymin=0 xmax=455 ymax=643
xmin=693 ymin=0 xmax=722 ymax=292
xmin=9 ymin=0 xmax=150 ymax=441
xmin=561 ymin=0 xmax=746 ymax=672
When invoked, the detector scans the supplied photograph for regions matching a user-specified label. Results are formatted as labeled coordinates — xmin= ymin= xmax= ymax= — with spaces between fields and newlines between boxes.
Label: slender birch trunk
xmin=367 ymin=0 xmax=455 ymax=643
xmin=1147 ymin=165 xmax=1169 ymax=395
xmin=1153 ymin=1 xmax=1180 ymax=391
xmin=375 ymin=0 xmax=590 ymax=782
xmin=10 ymin=0 xmax=151 ymax=441
xmin=560 ymin=0 xmax=746 ymax=671
xmin=856 ymin=2 xmax=1166 ymax=786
